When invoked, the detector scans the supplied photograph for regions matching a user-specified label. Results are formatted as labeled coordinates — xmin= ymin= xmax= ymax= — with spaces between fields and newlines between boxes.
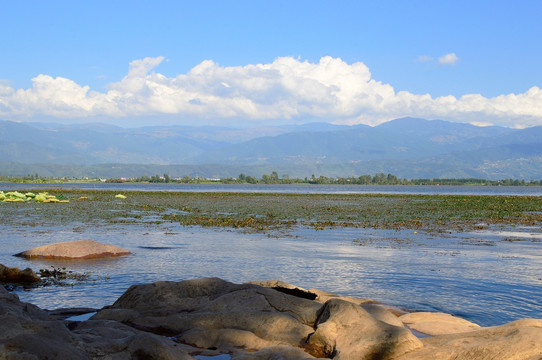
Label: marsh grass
xmin=3 ymin=190 xmax=541 ymax=232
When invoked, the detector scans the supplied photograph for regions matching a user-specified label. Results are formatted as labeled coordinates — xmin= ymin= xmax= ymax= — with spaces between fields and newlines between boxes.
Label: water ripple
xmin=1 ymin=223 xmax=541 ymax=326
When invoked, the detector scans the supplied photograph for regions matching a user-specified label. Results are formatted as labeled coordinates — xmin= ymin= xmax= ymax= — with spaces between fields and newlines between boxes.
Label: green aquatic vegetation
xmin=39 ymin=266 xmax=71 ymax=279
xmin=3 ymin=189 xmax=541 ymax=232
xmin=1 ymin=190 xmax=69 ymax=203
xmin=162 ymin=212 xmax=296 ymax=231
xmin=38 ymin=266 xmax=91 ymax=286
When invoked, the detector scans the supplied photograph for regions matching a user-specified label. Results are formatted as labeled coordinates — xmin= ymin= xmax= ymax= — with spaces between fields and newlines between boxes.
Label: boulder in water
xmin=14 ymin=240 xmax=131 ymax=259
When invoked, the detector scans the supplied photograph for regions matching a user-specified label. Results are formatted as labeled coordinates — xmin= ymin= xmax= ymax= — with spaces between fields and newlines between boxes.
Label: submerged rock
xmin=0 ymin=263 xmax=41 ymax=283
xmin=14 ymin=239 xmax=131 ymax=259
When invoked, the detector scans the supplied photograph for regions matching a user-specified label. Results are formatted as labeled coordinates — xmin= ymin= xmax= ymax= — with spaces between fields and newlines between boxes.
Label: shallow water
xmin=1 ymin=220 xmax=541 ymax=327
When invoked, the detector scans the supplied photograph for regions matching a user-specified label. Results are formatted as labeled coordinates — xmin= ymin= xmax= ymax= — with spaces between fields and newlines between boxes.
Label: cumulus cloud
xmin=0 ymin=56 xmax=541 ymax=128
xmin=438 ymin=53 xmax=459 ymax=65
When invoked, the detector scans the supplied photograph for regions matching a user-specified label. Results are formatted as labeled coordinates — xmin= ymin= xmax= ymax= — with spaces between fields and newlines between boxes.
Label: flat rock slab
xmin=14 ymin=240 xmax=131 ymax=259
xmin=396 ymin=319 xmax=542 ymax=360
xmin=400 ymin=312 xmax=481 ymax=336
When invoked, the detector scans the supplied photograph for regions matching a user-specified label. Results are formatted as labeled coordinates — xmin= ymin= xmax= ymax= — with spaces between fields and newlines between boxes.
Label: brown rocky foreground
xmin=14 ymin=239 xmax=131 ymax=259
xmin=1 ymin=277 xmax=542 ymax=359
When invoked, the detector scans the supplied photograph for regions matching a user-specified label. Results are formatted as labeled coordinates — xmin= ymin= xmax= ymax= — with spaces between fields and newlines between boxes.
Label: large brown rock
xmin=72 ymin=319 xmax=196 ymax=360
xmin=93 ymin=278 xmax=426 ymax=359
xmin=252 ymin=280 xmax=403 ymax=328
xmin=0 ymin=263 xmax=41 ymax=283
xmin=305 ymin=298 xmax=423 ymax=359
xmin=0 ymin=285 xmax=89 ymax=359
xmin=14 ymin=239 xmax=131 ymax=259
xmin=3 ymin=277 xmax=542 ymax=359
xmin=362 ymin=303 xmax=405 ymax=328
xmin=0 ymin=284 xmax=197 ymax=359
xmin=93 ymin=277 xmax=322 ymax=352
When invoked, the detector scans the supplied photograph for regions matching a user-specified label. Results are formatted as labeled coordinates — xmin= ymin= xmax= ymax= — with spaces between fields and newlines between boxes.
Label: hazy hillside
xmin=196 ymin=118 xmax=513 ymax=165
xmin=0 ymin=121 xmax=225 ymax=164
xmin=1 ymin=118 xmax=541 ymax=179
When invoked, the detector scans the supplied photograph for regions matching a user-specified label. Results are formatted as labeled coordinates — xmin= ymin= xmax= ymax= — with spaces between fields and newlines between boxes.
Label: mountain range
xmin=1 ymin=118 xmax=541 ymax=180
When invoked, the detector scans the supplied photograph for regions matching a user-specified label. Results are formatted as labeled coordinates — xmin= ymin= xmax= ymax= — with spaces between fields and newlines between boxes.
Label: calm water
xmin=1 ymin=217 xmax=541 ymax=327
xmin=2 ymin=182 xmax=542 ymax=196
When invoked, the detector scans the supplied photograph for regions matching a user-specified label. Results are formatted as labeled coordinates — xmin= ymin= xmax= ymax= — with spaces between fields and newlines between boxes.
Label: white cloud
xmin=0 ymin=56 xmax=541 ymax=128
xmin=417 ymin=55 xmax=433 ymax=63
xmin=438 ymin=53 xmax=459 ymax=65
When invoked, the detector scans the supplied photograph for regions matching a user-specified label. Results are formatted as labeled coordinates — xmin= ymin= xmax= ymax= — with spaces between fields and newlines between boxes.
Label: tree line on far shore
xmin=128 ymin=172 xmax=541 ymax=186
xmin=2 ymin=172 xmax=541 ymax=186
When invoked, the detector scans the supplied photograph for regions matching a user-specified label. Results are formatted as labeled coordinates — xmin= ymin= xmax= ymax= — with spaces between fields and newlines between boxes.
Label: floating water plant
xmin=1 ymin=191 xmax=69 ymax=203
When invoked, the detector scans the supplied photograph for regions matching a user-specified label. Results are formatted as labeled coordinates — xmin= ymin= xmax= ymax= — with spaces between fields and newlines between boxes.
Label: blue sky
xmin=1 ymin=1 xmax=541 ymax=128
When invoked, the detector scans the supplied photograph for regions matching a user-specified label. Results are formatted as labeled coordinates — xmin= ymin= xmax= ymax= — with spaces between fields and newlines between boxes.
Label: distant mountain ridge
xmin=1 ymin=118 xmax=541 ymax=179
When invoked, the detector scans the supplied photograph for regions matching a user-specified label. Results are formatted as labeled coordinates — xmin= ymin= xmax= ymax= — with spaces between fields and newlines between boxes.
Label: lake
xmin=2 ymin=182 xmax=542 ymax=196
xmin=2 ymin=220 xmax=541 ymax=327
xmin=1 ymin=184 xmax=541 ymax=328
